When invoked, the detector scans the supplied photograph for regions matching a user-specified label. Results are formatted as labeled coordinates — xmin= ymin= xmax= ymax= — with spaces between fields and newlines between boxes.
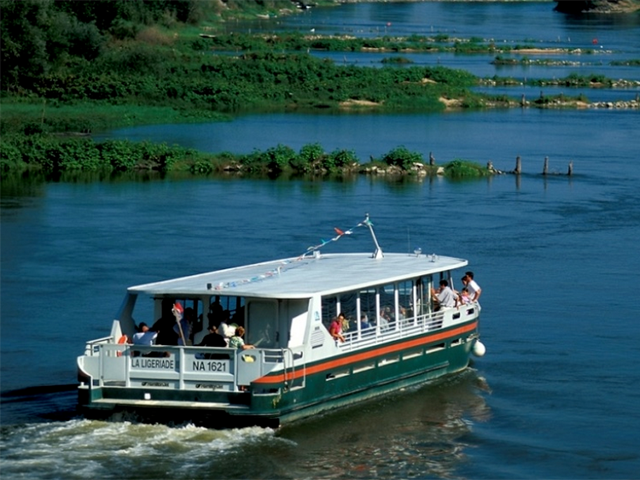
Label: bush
xmin=293 ymin=143 xmax=325 ymax=172
xmin=382 ymin=146 xmax=424 ymax=171
xmin=444 ymin=159 xmax=489 ymax=178
xmin=0 ymin=136 xmax=25 ymax=173
xmin=327 ymin=149 xmax=358 ymax=171
xmin=99 ymin=140 xmax=138 ymax=171
xmin=264 ymin=144 xmax=296 ymax=173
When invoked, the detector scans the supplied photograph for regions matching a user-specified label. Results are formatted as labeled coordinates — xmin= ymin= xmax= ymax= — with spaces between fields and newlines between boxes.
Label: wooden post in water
xmin=568 ymin=161 xmax=573 ymax=176
xmin=514 ymin=155 xmax=522 ymax=175
xmin=542 ymin=156 xmax=549 ymax=175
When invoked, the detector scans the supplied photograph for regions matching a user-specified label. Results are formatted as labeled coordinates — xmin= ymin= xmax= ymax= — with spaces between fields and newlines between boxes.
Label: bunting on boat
xmin=304 ymin=218 xmax=368 ymax=256
xmin=212 ymin=216 xmax=375 ymax=291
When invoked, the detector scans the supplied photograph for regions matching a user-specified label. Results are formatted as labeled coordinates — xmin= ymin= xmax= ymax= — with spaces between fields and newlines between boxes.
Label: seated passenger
xmin=198 ymin=325 xmax=227 ymax=348
xmin=329 ymin=316 xmax=345 ymax=343
xmin=197 ymin=325 xmax=229 ymax=359
xmin=229 ymin=326 xmax=255 ymax=350
xmin=378 ymin=314 xmax=390 ymax=331
xmin=132 ymin=322 xmax=157 ymax=346
xmin=432 ymin=279 xmax=457 ymax=309
xmin=359 ymin=314 xmax=371 ymax=330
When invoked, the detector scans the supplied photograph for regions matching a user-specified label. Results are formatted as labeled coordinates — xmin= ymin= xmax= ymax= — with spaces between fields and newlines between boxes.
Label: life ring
xmin=117 ymin=334 xmax=129 ymax=357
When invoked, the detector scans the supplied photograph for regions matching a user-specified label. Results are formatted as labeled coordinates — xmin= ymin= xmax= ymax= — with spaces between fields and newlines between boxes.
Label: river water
xmin=2 ymin=2 xmax=640 ymax=479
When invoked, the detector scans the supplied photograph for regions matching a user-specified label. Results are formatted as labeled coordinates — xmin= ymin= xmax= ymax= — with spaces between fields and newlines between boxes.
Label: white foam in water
xmin=0 ymin=419 xmax=287 ymax=479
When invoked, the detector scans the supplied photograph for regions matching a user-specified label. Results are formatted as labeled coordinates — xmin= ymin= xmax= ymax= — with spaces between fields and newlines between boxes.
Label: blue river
xmin=1 ymin=2 xmax=640 ymax=479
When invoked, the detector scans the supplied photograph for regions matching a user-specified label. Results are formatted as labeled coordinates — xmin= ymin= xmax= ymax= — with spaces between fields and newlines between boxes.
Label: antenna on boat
xmin=363 ymin=213 xmax=383 ymax=259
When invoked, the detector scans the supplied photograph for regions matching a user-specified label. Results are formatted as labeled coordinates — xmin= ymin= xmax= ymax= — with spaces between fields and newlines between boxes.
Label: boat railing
xmin=339 ymin=305 xmax=476 ymax=352
xmin=84 ymin=335 xmax=115 ymax=355
xmin=81 ymin=343 xmax=301 ymax=392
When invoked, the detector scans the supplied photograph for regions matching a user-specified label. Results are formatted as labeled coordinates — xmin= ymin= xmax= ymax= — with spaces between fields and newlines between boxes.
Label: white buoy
xmin=472 ymin=340 xmax=486 ymax=357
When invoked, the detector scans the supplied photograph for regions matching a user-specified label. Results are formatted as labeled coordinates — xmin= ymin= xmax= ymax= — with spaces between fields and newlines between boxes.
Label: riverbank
xmin=554 ymin=0 xmax=640 ymax=13
xmin=2 ymin=1 xmax=638 ymax=182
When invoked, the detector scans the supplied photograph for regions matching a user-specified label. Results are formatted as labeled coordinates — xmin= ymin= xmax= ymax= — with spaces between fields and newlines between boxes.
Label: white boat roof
xmin=129 ymin=252 xmax=468 ymax=299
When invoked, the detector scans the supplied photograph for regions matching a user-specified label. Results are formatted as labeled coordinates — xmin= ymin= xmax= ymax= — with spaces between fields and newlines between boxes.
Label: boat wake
xmin=0 ymin=418 xmax=286 ymax=480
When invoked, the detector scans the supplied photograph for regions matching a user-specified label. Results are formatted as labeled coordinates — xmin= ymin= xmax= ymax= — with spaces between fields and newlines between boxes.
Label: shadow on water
xmin=0 ymin=384 xmax=79 ymax=423
xmin=274 ymin=369 xmax=492 ymax=479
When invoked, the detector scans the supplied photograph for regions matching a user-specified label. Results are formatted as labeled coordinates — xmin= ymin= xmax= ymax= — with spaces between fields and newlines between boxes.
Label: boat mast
xmin=364 ymin=214 xmax=384 ymax=259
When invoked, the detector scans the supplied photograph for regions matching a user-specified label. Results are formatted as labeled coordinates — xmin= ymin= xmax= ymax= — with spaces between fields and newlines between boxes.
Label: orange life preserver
xmin=117 ymin=334 xmax=129 ymax=356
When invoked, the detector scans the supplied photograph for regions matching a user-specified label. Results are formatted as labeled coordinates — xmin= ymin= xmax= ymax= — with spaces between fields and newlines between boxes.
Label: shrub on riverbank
xmin=0 ymin=135 xmax=489 ymax=179
xmin=445 ymin=160 xmax=492 ymax=178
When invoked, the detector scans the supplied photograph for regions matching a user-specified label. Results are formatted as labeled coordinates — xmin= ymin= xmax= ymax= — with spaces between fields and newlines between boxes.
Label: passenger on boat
xmin=359 ymin=314 xmax=371 ymax=330
xmin=338 ymin=312 xmax=349 ymax=332
xmin=208 ymin=296 xmax=224 ymax=324
xmin=329 ymin=316 xmax=346 ymax=343
xmin=132 ymin=323 xmax=157 ymax=346
xmin=197 ymin=325 xmax=229 ymax=359
xmin=231 ymin=305 xmax=245 ymax=324
xmin=217 ymin=311 xmax=236 ymax=346
xmin=379 ymin=307 xmax=392 ymax=331
xmin=432 ymin=279 xmax=457 ymax=309
xmin=173 ymin=305 xmax=194 ymax=346
xmin=152 ymin=298 xmax=179 ymax=345
xmin=463 ymin=271 xmax=482 ymax=302
xmin=229 ymin=326 xmax=255 ymax=350
xmin=198 ymin=325 xmax=227 ymax=348
xmin=458 ymin=287 xmax=472 ymax=306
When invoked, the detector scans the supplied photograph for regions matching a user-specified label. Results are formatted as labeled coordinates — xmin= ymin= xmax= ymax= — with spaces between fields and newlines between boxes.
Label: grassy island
xmin=0 ymin=0 xmax=635 ymax=180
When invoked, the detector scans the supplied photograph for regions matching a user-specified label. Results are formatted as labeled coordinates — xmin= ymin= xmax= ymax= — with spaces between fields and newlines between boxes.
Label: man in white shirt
xmin=432 ymin=279 xmax=457 ymax=309
xmin=132 ymin=323 xmax=158 ymax=345
xmin=464 ymin=271 xmax=482 ymax=302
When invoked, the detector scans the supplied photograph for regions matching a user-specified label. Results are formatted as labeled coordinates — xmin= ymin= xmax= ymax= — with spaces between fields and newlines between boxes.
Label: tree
xmin=0 ymin=0 xmax=52 ymax=89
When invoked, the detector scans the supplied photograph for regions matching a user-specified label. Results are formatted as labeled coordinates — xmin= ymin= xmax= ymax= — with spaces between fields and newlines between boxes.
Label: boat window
xmin=358 ymin=288 xmax=377 ymax=329
xmin=148 ymin=296 xmax=203 ymax=346
xmin=247 ymin=300 xmax=277 ymax=348
xmin=321 ymin=296 xmax=337 ymax=329
xmin=398 ymin=280 xmax=414 ymax=324
xmin=208 ymin=296 xmax=245 ymax=329
xmin=378 ymin=283 xmax=395 ymax=332
xmin=338 ymin=292 xmax=357 ymax=333
xmin=319 ymin=275 xmax=439 ymax=339
xmin=416 ymin=276 xmax=433 ymax=316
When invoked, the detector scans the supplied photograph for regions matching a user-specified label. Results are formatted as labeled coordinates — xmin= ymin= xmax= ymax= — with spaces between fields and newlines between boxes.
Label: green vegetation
xmin=381 ymin=57 xmax=415 ymax=65
xmin=530 ymin=73 xmax=613 ymax=88
xmin=444 ymin=160 xmax=492 ymax=178
xmin=203 ymin=31 xmax=542 ymax=56
xmin=2 ymin=0 xmax=632 ymax=184
xmin=610 ymin=59 xmax=640 ymax=66
xmin=0 ymin=135 xmax=490 ymax=178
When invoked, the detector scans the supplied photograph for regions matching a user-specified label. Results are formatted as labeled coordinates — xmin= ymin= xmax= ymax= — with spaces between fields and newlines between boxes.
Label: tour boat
xmin=77 ymin=216 xmax=485 ymax=427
